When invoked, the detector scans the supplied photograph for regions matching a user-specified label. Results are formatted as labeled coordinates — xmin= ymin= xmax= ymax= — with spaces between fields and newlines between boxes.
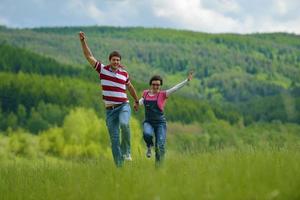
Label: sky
xmin=0 ymin=0 xmax=300 ymax=34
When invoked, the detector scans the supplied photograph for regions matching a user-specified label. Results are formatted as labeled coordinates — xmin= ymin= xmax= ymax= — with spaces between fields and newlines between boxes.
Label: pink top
xmin=142 ymin=90 xmax=168 ymax=111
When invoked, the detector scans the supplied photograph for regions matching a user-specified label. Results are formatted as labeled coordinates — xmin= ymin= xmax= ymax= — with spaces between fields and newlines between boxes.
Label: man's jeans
xmin=143 ymin=121 xmax=167 ymax=162
xmin=106 ymin=103 xmax=131 ymax=167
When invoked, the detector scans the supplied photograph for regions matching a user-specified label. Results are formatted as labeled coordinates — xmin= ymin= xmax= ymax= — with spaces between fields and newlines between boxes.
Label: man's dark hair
xmin=149 ymin=75 xmax=163 ymax=86
xmin=109 ymin=51 xmax=122 ymax=60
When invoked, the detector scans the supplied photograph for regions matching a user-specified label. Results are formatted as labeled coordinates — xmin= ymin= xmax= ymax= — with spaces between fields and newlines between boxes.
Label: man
xmin=79 ymin=31 xmax=139 ymax=167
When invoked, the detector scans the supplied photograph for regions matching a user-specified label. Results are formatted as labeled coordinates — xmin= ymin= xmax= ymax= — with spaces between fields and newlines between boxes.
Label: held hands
xmin=133 ymin=101 xmax=139 ymax=112
xmin=79 ymin=31 xmax=85 ymax=41
xmin=187 ymin=70 xmax=194 ymax=81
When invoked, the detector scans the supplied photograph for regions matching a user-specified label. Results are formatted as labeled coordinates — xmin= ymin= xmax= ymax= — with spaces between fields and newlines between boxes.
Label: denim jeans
xmin=143 ymin=121 xmax=167 ymax=162
xmin=105 ymin=103 xmax=131 ymax=167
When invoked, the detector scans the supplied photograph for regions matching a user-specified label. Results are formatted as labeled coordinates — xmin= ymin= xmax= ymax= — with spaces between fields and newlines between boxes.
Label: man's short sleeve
xmin=94 ymin=61 xmax=104 ymax=74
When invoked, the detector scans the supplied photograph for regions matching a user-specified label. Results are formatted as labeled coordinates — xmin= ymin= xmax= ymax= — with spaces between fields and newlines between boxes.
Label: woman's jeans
xmin=105 ymin=103 xmax=131 ymax=167
xmin=143 ymin=121 xmax=167 ymax=162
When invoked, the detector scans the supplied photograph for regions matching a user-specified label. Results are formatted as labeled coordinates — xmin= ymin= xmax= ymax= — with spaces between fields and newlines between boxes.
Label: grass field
xmin=1 ymin=147 xmax=300 ymax=200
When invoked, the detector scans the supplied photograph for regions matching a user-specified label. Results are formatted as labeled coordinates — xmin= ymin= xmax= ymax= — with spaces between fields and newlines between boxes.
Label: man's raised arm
xmin=79 ymin=31 xmax=97 ymax=67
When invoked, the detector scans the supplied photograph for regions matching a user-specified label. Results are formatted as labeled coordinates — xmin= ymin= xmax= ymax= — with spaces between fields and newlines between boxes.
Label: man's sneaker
xmin=146 ymin=147 xmax=151 ymax=158
xmin=124 ymin=154 xmax=132 ymax=161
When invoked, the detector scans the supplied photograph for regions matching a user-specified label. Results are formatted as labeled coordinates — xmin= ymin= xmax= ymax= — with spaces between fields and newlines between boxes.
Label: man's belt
xmin=106 ymin=104 xmax=123 ymax=110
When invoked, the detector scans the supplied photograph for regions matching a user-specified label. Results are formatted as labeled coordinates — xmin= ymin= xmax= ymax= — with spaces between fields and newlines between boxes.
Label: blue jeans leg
xmin=143 ymin=122 xmax=154 ymax=148
xmin=106 ymin=107 xmax=123 ymax=167
xmin=119 ymin=103 xmax=131 ymax=157
xmin=154 ymin=122 xmax=167 ymax=162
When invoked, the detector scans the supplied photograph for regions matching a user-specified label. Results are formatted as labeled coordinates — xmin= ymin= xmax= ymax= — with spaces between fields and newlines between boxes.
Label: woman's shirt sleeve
xmin=166 ymin=79 xmax=189 ymax=97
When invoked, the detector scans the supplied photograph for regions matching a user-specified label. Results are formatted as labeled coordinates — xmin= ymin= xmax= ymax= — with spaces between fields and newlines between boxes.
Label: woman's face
xmin=150 ymin=80 xmax=161 ymax=93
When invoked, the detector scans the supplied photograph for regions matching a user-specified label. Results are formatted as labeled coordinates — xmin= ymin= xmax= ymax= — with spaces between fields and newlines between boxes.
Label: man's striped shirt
xmin=94 ymin=61 xmax=130 ymax=105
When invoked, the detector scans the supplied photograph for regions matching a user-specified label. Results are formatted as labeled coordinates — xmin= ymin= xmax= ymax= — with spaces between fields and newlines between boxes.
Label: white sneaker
xmin=146 ymin=147 xmax=151 ymax=158
xmin=124 ymin=154 xmax=132 ymax=161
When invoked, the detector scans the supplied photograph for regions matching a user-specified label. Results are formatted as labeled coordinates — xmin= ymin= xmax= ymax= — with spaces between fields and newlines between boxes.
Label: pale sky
xmin=0 ymin=0 xmax=300 ymax=34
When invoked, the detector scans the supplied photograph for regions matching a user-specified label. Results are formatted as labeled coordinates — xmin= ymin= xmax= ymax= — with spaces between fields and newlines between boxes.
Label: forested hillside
xmin=1 ymin=25 xmax=300 ymax=159
xmin=1 ymin=26 xmax=299 ymax=128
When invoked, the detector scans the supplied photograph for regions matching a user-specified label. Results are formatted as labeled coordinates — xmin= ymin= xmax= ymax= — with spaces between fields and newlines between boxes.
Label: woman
xmin=139 ymin=71 xmax=193 ymax=163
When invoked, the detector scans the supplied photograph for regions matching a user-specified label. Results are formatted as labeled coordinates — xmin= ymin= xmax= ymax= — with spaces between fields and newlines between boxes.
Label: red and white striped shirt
xmin=94 ymin=61 xmax=130 ymax=105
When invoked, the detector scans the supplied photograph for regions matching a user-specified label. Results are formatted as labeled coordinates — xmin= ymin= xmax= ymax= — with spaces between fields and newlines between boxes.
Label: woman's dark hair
xmin=109 ymin=51 xmax=122 ymax=60
xmin=149 ymin=75 xmax=163 ymax=86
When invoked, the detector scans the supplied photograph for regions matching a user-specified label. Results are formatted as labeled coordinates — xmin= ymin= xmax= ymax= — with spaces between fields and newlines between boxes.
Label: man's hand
xmin=133 ymin=101 xmax=139 ymax=112
xmin=78 ymin=31 xmax=97 ymax=67
xmin=79 ymin=31 xmax=85 ymax=41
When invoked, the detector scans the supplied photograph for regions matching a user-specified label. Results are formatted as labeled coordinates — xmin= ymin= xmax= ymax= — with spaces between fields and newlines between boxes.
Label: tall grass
xmin=1 ymin=147 xmax=299 ymax=200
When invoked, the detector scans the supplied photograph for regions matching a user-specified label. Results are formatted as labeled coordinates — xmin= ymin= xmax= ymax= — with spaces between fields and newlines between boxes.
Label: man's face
xmin=110 ymin=56 xmax=121 ymax=68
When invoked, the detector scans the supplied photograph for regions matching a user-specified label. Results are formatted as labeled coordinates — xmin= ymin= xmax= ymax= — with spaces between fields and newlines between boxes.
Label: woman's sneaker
xmin=146 ymin=147 xmax=151 ymax=158
xmin=124 ymin=154 xmax=132 ymax=161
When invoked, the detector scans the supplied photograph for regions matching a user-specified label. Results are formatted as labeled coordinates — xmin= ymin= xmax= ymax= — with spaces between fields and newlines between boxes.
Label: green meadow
xmin=1 ymin=148 xmax=300 ymax=200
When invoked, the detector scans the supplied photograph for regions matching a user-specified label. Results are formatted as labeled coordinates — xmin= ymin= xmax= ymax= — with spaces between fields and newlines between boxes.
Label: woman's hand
xmin=187 ymin=70 xmax=194 ymax=81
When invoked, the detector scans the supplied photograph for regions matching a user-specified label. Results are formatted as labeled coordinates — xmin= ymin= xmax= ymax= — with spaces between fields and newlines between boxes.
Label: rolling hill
xmin=0 ymin=25 xmax=300 ymax=134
